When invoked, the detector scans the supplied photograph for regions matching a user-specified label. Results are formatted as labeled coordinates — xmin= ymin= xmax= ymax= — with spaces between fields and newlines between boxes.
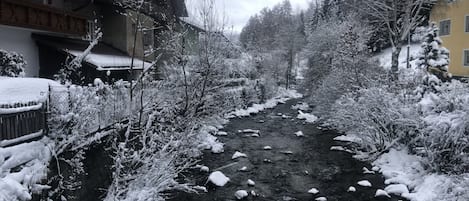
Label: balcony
xmin=0 ymin=0 xmax=87 ymax=35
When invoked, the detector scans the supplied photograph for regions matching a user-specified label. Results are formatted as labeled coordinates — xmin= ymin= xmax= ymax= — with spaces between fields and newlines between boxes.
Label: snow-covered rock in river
xmin=211 ymin=143 xmax=224 ymax=154
xmin=384 ymin=184 xmax=409 ymax=196
xmin=216 ymin=131 xmax=228 ymax=136
xmin=250 ymin=133 xmax=260 ymax=137
xmin=294 ymin=131 xmax=304 ymax=137
xmin=208 ymin=171 xmax=230 ymax=187
xmin=357 ymin=180 xmax=372 ymax=187
xmin=315 ymin=197 xmax=327 ymax=201
xmin=195 ymin=165 xmax=209 ymax=172
xmin=232 ymin=151 xmax=247 ymax=159
xmin=307 ymin=188 xmax=319 ymax=194
xmin=247 ymin=179 xmax=255 ymax=186
xmin=297 ymin=111 xmax=318 ymax=123
xmin=239 ymin=166 xmax=248 ymax=172
xmin=251 ymin=190 xmax=258 ymax=197
xmin=234 ymin=190 xmax=249 ymax=200
xmin=362 ymin=167 xmax=375 ymax=174
xmin=347 ymin=186 xmax=356 ymax=192
xmin=280 ymin=150 xmax=293 ymax=155
xmin=375 ymin=189 xmax=391 ymax=198
xmin=263 ymin=146 xmax=272 ymax=150
xmin=242 ymin=129 xmax=260 ymax=134
xmin=371 ymin=166 xmax=380 ymax=172
xmin=330 ymin=146 xmax=345 ymax=151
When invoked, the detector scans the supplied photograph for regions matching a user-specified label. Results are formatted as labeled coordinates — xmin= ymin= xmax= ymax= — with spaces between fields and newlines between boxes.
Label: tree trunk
xmin=286 ymin=49 xmax=293 ymax=89
xmin=391 ymin=45 xmax=402 ymax=80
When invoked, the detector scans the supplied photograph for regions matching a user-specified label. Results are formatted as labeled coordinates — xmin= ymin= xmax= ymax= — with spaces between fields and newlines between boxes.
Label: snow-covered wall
xmin=0 ymin=25 xmax=40 ymax=77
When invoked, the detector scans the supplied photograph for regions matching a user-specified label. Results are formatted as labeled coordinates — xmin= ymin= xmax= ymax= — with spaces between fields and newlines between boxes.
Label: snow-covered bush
xmin=417 ymin=80 xmax=469 ymax=174
xmin=46 ymin=81 xmax=131 ymax=199
xmin=329 ymin=67 xmax=469 ymax=174
xmin=0 ymin=50 xmax=26 ymax=77
xmin=329 ymin=86 xmax=420 ymax=160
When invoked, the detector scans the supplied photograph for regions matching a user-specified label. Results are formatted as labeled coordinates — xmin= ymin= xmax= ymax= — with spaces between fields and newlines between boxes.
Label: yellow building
xmin=430 ymin=0 xmax=469 ymax=77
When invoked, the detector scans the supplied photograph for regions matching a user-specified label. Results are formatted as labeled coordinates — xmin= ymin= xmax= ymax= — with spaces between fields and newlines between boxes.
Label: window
xmin=464 ymin=50 xmax=469 ymax=67
xmin=85 ymin=20 xmax=96 ymax=41
xmin=142 ymin=30 xmax=154 ymax=51
xmin=439 ymin=19 xmax=451 ymax=36
xmin=465 ymin=15 xmax=469 ymax=33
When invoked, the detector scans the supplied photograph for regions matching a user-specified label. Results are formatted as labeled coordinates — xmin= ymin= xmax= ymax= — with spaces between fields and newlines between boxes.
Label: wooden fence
xmin=0 ymin=103 xmax=47 ymax=142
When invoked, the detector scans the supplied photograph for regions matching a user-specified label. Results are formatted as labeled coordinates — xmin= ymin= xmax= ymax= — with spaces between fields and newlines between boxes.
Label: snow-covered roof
xmin=33 ymin=34 xmax=152 ymax=71
xmin=66 ymin=50 xmax=152 ymax=71
xmin=178 ymin=17 xmax=206 ymax=32
xmin=0 ymin=77 xmax=60 ymax=105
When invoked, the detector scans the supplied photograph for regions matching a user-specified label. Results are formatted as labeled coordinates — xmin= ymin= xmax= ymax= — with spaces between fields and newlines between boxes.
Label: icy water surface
xmin=169 ymin=99 xmax=406 ymax=201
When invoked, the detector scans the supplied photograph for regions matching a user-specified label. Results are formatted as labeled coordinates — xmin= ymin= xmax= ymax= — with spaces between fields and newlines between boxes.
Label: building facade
xmin=430 ymin=0 xmax=469 ymax=77
xmin=0 ymin=0 xmax=187 ymax=83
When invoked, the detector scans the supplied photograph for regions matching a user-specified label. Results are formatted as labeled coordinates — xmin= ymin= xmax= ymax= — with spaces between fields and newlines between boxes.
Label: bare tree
xmin=359 ymin=0 xmax=433 ymax=78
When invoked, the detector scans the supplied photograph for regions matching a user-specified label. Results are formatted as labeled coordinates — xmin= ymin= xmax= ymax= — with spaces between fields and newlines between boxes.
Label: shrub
xmin=0 ymin=49 xmax=26 ymax=77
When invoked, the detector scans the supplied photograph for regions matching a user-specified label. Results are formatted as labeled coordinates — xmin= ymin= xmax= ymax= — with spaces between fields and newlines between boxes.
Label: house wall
xmin=177 ymin=23 xmax=201 ymax=55
xmin=0 ymin=25 xmax=40 ymax=77
xmin=125 ymin=10 xmax=155 ymax=60
xmin=430 ymin=0 xmax=469 ymax=77
xmin=101 ymin=7 xmax=128 ymax=53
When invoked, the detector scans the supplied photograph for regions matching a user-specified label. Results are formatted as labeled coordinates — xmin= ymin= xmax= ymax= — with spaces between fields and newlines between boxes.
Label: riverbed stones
xmin=234 ymin=190 xmax=248 ymax=200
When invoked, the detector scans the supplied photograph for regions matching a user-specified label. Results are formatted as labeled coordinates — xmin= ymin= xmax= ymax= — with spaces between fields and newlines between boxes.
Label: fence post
xmin=45 ymin=84 xmax=52 ymax=135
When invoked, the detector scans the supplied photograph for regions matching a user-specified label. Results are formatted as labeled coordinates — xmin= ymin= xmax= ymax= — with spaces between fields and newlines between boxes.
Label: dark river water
xmin=169 ymin=99 xmax=406 ymax=201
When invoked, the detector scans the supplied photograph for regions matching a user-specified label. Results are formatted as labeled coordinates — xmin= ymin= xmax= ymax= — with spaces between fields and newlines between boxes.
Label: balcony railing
xmin=0 ymin=0 xmax=87 ymax=35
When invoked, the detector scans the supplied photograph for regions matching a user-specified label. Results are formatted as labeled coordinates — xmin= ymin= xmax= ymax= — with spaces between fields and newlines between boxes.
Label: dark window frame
xmin=439 ymin=19 xmax=451 ymax=36
xmin=464 ymin=50 xmax=469 ymax=67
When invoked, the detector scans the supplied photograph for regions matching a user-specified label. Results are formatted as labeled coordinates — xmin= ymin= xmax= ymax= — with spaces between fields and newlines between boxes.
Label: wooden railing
xmin=0 ymin=0 xmax=87 ymax=35
xmin=0 ymin=103 xmax=47 ymax=142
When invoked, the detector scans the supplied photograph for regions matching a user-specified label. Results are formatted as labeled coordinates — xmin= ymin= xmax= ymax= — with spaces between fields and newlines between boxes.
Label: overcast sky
xmin=185 ymin=0 xmax=311 ymax=34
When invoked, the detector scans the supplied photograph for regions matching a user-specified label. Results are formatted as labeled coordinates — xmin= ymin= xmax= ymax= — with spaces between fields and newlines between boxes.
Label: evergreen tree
xmin=417 ymin=23 xmax=450 ymax=80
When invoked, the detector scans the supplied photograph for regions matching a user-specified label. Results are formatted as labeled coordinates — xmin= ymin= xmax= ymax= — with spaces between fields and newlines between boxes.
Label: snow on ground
xmin=291 ymin=102 xmax=310 ymax=111
xmin=227 ymin=89 xmax=302 ymax=118
xmin=374 ymin=44 xmax=421 ymax=70
xmin=197 ymin=117 xmax=229 ymax=154
xmin=297 ymin=111 xmax=318 ymax=123
xmin=0 ymin=138 xmax=53 ymax=201
xmin=0 ymin=77 xmax=60 ymax=106
xmin=333 ymin=135 xmax=362 ymax=144
xmin=208 ymin=171 xmax=230 ymax=187
xmin=372 ymin=148 xmax=466 ymax=201
xmin=329 ymin=146 xmax=353 ymax=154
